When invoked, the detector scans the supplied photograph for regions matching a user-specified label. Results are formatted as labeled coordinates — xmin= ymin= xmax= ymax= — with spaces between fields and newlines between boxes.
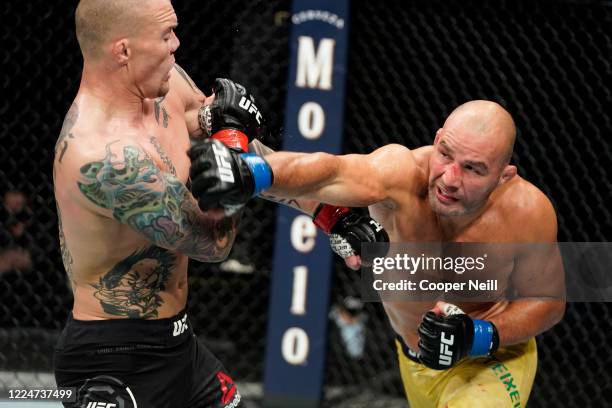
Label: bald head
xmin=75 ymin=0 xmax=153 ymax=60
xmin=444 ymin=100 xmax=516 ymax=165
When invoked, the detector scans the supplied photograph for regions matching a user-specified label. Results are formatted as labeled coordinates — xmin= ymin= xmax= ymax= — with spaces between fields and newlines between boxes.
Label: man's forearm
xmin=265 ymin=151 xmax=340 ymax=199
xmin=489 ymin=299 xmax=565 ymax=346
xmin=249 ymin=139 xmax=326 ymax=214
xmin=174 ymin=196 xmax=241 ymax=262
xmin=255 ymin=141 xmax=387 ymax=207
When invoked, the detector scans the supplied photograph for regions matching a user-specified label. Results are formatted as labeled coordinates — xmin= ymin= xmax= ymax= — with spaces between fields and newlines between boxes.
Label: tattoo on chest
xmin=154 ymin=97 xmax=170 ymax=128
xmin=91 ymin=246 xmax=176 ymax=318
xmin=55 ymin=103 xmax=78 ymax=163
xmin=149 ymin=136 xmax=177 ymax=176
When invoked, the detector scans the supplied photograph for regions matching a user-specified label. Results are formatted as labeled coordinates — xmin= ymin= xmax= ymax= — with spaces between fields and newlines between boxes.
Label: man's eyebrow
xmin=163 ymin=23 xmax=178 ymax=35
xmin=464 ymin=160 xmax=488 ymax=171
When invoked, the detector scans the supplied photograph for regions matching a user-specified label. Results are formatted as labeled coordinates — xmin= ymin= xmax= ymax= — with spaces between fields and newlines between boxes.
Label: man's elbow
xmin=183 ymin=239 xmax=235 ymax=263
xmin=214 ymin=245 xmax=232 ymax=262
xmin=189 ymin=248 xmax=231 ymax=263
xmin=366 ymin=184 xmax=390 ymax=205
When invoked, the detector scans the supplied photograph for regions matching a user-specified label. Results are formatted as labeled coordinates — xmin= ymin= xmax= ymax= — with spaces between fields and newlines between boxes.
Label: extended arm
xmin=249 ymin=139 xmax=390 ymax=268
xmin=264 ymin=143 xmax=416 ymax=207
xmin=190 ymin=138 xmax=392 ymax=267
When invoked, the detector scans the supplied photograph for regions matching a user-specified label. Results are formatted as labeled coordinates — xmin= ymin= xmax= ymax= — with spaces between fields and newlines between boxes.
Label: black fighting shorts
xmin=54 ymin=310 xmax=242 ymax=408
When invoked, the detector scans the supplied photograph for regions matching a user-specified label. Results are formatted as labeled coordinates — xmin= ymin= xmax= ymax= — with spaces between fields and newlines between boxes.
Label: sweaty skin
xmin=54 ymin=0 xmax=232 ymax=320
xmin=265 ymin=100 xmax=565 ymax=350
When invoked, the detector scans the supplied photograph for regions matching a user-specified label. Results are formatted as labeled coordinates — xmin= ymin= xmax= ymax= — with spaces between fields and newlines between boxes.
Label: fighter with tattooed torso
xmin=52 ymin=0 xmax=262 ymax=406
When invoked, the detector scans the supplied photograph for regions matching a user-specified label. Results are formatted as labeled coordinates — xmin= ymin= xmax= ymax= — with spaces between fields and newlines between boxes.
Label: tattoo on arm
xmin=77 ymin=141 xmax=237 ymax=262
xmin=174 ymin=63 xmax=203 ymax=94
xmin=154 ymin=97 xmax=170 ymax=128
xmin=55 ymin=103 xmax=78 ymax=163
xmin=259 ymin=192 xmax=302 ymax=209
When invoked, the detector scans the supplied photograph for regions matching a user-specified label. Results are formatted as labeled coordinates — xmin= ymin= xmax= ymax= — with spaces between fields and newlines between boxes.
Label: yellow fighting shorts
xmin=396 ymin=337 xmax=537 ymax=408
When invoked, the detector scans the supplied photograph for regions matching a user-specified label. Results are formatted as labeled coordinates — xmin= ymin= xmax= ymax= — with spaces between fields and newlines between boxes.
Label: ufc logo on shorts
xmin=212 ymin=143 xmax=235 ymax=183
xmin=238 ymin=96 xmax=263 ymax=125
xmin=438 ymin=331 xmax=454 ymax=366
xmin=86 ymin=403 xmax=116 ymax=408
xmin=173 ymin=314 xmax=188 ymax=336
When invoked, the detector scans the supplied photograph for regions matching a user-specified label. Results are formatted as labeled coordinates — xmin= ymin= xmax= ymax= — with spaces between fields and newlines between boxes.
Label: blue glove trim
xmin=470 ymin=319 xmax=494 ymax=356
xmin=240 ymin=153 xmax=272 ymax=196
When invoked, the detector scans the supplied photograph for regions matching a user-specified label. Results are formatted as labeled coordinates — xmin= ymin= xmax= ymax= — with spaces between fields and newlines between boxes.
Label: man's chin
xmin=428 ymin=194 xmax=466 ymax=217
xmin=432 ymin=205 xmax=461 ymax=217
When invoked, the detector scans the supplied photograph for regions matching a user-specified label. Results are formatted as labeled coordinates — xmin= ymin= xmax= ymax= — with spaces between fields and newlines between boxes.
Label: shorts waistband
xmin=396 ymin=334 xmax=421 ymax=364
xmin=57 ymin=309 xmax=193 ymax=349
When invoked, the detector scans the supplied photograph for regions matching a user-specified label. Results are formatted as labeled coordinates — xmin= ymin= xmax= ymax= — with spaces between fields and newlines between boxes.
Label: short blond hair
xmin=75 ymin=0 xmax=147 ymax=60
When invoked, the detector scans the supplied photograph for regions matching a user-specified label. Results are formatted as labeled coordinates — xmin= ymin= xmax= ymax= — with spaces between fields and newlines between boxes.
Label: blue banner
xmin=263 ymin=1 xmax=350 ymax=407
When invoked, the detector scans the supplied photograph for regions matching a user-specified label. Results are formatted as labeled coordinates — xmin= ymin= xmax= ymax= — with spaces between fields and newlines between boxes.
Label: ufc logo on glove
xmin=438 ymin=331 xmax=455 ymax=366
xmin=238 ymin=96 xmax=262 ymax=125
xmin=212 ymin=143 xmax=235 ymax=183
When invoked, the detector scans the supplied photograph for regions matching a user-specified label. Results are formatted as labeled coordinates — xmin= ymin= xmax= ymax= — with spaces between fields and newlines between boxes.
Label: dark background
xmin=1 ymin=0 xmax=610 ymax=406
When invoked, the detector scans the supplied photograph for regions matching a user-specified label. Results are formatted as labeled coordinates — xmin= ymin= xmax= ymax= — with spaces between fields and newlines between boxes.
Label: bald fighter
xmin=190 ymin=100 xmax=565 ymax=407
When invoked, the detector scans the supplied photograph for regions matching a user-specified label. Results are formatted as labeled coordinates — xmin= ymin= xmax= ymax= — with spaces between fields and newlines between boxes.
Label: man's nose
xmin=172 ymin=32 xmax=180 ymax=53
xmin=441 ymin=163 xmax=461 ymax=189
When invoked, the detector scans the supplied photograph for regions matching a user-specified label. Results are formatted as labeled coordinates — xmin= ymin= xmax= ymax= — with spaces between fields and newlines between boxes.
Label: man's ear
xmin=112 ymin=39 xmax=130 ymax=65
xmin=433 ymin=128 xmax=443 ymax=145
xmin=499 ymin=165 xmax=517 ymax=185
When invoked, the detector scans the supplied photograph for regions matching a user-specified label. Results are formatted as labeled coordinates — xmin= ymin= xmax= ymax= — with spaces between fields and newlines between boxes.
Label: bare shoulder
xmin=172 ymin=63 xmax=203 ymax=94
xmin=368 ymin=144 xmax=419 ymax=175
xmin=500 ymin=176 xmax=555 ymax=215
xmin=58 ymin=127 xmax=142 ymax=170
xmin=351 ymin=143 xmax=426 ymax=207
xmin=169 ymin=63 xmax=206 ymax=110
xmin=369 ymin=143 xmax=412 ymax=158
xmin=496 ymin=176 xmax=557 ymax=240
xmin=367 ymin=144 xmax=427 ymax=191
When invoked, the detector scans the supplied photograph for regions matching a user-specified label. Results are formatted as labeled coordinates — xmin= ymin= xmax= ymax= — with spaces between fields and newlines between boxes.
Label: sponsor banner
xmin=263 ymin=0 xmax=350 ymax=407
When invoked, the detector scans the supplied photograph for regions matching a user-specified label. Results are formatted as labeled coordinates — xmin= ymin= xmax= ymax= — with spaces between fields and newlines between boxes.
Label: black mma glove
xmin=418 ymin=308 xmax=499 ymax=370
xmin=199 ymin=78 xmax=264 ymax=152
xmin=313 ymin=204 xmax=389 ymax=261
xmin=188 ymin=139 xmax=272 ymax=212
